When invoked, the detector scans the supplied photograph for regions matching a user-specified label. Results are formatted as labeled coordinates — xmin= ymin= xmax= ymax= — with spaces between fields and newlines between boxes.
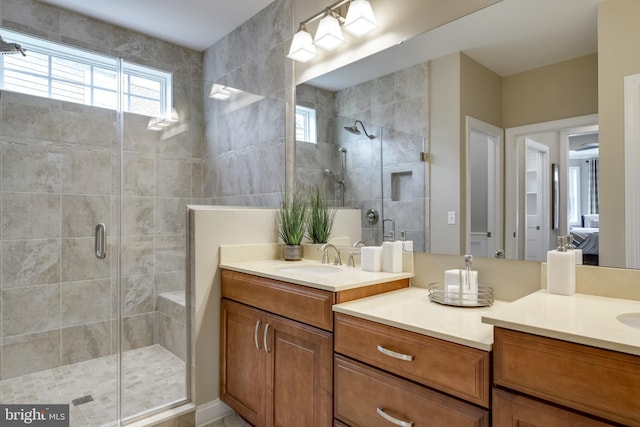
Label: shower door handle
xmin=95 ymin=223 xmax=107 ymax=260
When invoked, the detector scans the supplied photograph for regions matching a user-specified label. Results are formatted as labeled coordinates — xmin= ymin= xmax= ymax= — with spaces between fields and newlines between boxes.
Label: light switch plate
xmin=447 ymin=211 xmax=456 ymax=225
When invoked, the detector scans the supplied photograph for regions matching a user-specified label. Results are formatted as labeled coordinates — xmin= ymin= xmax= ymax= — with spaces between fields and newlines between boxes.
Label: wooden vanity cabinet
xmin=493 ymin=388 xmax=613 ymax=426
xmin=220 ymin=269 xmax=409 ymax=427
xmin=221 ymin=298 xmax=332 ymax=427
xmin=492 ymin=327 xmax=640 ymax=426
xmin=333 ymin=312 xmax=490 ymax=426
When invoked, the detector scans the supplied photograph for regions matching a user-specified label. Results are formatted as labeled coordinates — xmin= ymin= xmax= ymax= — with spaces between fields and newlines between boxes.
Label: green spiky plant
xmin=278 ymin=187 xmax=307 ymax=246
xmin=306 ymin=185 xmax=335 ymax=244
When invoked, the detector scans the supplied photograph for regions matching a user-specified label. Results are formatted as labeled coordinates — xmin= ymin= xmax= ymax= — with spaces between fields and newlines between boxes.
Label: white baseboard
xmin=196 ymin=399 xmax=233 ymax=427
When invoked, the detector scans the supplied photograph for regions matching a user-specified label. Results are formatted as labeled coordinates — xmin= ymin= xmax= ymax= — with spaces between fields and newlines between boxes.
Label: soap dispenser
xmin=565 ymin=234 xmax=583 ymax=265
xmin=547 ymin=236 xmax=576 ymax=295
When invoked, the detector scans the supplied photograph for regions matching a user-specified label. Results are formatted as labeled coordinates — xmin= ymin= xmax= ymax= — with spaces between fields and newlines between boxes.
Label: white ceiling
xmin=38 ymin=0 xmax=274 ymax=51
xmin=309 ymin=0 xmax=603 ymax=90
xmin=38 ymin=0 xmax=602 ymax=90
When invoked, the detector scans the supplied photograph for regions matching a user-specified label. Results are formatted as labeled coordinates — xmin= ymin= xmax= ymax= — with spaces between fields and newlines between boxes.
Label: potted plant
xmin=278 ymin=187 xmax=307 ymax=260
xmin=307 ymin=185 xmax=335 ymax=244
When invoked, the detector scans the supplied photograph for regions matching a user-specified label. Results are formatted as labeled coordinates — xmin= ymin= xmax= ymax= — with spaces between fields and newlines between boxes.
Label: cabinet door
xmin=265 ymin=313 xmax=333 ymax=427
xmin=221 ymin=298 xmax=266 ymax=427
xmin=493 ymin=388 xmax=614 ymax=427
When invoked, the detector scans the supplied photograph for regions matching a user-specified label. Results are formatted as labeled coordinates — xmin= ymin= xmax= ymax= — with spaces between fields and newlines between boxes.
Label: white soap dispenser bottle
xmin=547 ymin=236 xmax=576 ymax=295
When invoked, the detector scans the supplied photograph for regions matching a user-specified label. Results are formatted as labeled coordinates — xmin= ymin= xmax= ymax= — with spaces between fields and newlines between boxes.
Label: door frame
xmin=624 ymin=73 xmax=640 ymax=268
xmin=465 ymin=116 xmax=504 ymax=257
xmin=505 ymin=114 xmax=599 ymax=259
xmin=524 ymin=138 xmax=549 ymax=261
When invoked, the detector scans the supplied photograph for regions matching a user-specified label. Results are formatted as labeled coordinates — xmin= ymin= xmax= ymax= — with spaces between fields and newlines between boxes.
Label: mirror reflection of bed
xmin=568 ymin=133 xmax=599 ymax=265
xmin=571 ymin=214 xmax=599 ymax=265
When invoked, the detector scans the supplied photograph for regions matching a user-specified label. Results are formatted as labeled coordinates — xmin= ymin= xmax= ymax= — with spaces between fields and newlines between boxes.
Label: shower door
xmin=0 ymin=46 xmax=190 ymax=426
xmin=0 ymin=80 xmax=120 ymax=425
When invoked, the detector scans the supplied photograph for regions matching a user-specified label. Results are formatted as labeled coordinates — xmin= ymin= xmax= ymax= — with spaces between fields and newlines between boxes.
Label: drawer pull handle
xmin=254 ymin=320 xmax=262 ymax=350
xmin=263 ymin=323 xmax=271 ymax=353
xmin=377 ymin=345 xmax=414 ymax=361
xmin=376 ymin=406 xmax=413 ymax=427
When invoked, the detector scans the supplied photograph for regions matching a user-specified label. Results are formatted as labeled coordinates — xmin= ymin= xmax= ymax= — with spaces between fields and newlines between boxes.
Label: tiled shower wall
xmin=295 ymin=63 xmax=429 ymax=251
xmin=0 ymin=0 xmax=202 ymax=379
xmin=295 ymin=83 xmax=340 ymax=206
xmin=202 ymin=0 xmax=292 ymax=207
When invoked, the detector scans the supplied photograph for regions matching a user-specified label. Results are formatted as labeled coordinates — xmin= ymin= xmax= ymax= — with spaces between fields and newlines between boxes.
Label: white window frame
xmin=0 ymin=28 xmax=172 ymax=118
xmin=568 ymin=165 xmax=581 ymax=226
xmin=295 ymin=104 xmax=317 ymax=143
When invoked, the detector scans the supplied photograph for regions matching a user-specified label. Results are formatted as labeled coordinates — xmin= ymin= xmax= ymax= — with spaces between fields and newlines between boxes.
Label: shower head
xmin=344 ymin=120 xmax=375 ymax=139
xmin=344 ymin=125 xmax=360 ymax=135
xmin=0 ymin=36 xmax=26 ymax=56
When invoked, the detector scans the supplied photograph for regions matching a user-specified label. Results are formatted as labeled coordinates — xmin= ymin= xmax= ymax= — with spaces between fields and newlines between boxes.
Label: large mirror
xmin=293 ymin=0 xmax=625 ymax=266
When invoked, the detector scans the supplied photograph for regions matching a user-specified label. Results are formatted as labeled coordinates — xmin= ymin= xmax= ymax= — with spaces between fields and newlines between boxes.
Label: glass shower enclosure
xmin=0 ymin=31 xmax=190 ymax=426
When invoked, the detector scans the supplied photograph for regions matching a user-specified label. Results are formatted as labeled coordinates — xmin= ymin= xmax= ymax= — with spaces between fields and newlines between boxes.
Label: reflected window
xmin=0 ymin=28 xmax=172 ymax=118
xmin=295 ymin=105 xmax=317 ymax=143
xmin=568 ymin=166 xmax=580 ymax=226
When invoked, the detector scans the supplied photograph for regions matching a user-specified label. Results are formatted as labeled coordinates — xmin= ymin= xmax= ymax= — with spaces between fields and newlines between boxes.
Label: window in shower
xmin=0 ymin=28 xmax=172 ymax=118
xmin=295 ymin=104 xmax=317 ymax=143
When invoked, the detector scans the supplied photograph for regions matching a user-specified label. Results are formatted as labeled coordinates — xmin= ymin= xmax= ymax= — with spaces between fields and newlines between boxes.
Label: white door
xmin=524 ymin=139 xmax=549 ymax=261
xmin=466 ymin=117 xmax=503 ymax=258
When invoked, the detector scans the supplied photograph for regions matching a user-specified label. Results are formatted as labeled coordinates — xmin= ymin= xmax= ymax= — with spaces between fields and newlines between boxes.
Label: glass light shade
xmin=287 ymin=28 xmax=317 ymax=63
xmin=344 ymin=0 xmax=378 ymax=37
xmin=314 ymin=14 xmax=345 ymax=51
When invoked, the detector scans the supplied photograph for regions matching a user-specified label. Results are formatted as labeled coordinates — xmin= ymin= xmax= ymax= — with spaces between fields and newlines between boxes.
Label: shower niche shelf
xmin=391 ymin=171 xmax=413 ymax=202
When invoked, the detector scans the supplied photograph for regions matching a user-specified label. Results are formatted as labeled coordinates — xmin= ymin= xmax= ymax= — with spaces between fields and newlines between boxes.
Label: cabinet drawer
xmin=222 ymin=270 xmax=334 ymax=331
xmin=494 ymin=327 xmax=640 ymax=426
xmin=334 ymin=313 xmax=490 ymax=407
xmin=334 ymin=355 xmax=489 ymax=427
xmin=493 ymin=388 xmax=613 ymax=427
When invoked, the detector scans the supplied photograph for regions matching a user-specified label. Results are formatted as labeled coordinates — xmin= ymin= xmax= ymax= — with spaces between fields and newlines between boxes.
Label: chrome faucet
xmin=347 ymin=251 xmax=360 ymax=267
xmin=320 ymin=243 xmax=342 ymax=266
xmin=352 ymin=240 xmax=366 ymax=248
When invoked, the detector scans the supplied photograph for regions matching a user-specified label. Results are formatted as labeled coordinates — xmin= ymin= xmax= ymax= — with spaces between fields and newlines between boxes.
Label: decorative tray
xmin=427 ymin=282 xmax=494 ymax=307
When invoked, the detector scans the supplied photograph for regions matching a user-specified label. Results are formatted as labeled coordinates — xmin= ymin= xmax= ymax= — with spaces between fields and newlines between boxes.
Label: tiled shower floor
xmin=0 ymin=344 xmax=186 ymax=426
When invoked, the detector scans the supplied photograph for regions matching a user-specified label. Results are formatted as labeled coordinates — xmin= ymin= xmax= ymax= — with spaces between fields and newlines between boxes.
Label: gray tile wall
xmin=0 ymin=0 xmax=201 ymax=380
xmin=296 ymin=64 xmax=430 ymax=251
xmin=202 ymin=0 xmax=292 ymax=207
xmin=295 ymin=84 xmax=341 ymax=206
xmin=336 ymin=63 xmax=429 ymax=251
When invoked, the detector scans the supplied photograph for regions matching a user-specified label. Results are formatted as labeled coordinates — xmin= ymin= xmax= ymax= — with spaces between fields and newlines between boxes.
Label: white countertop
xmin=482 ymin=290 xmax=640 ymax=356
xmin=219 ymin=259 xmax=414 ymax=292
xmin=333 ymin=287 xmax=508 ymax=351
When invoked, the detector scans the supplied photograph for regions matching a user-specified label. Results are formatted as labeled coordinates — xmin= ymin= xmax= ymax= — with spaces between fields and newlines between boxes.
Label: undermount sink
xmin=616 ymin=313 xmax=640 ymax=330
xmin=276 ymin=265 xmax=342 ymax=275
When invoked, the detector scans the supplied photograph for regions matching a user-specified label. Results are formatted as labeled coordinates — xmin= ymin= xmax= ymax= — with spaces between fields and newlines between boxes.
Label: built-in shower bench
xmin=156 ymin=291 xmax=186 ymax=361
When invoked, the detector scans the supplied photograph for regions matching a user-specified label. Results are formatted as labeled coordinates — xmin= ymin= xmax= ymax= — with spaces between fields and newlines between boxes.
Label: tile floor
xmin=0 ymin=344 xmax=186 ymax=426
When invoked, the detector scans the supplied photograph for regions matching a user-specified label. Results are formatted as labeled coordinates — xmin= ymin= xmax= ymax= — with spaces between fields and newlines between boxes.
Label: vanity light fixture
xmin=343 ymin=0 xmax=378 ymax=37
xmin=287 ymin=24 xmax=317 ymax=63
xmin=314 ymin=9 xmax=345 ymax=51
xmin=287 ymin=0 xmax=378 ymax=63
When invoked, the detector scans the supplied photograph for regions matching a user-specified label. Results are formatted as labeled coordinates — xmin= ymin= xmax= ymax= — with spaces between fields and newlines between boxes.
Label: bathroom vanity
xmin=332 ymin=287 xmax=507 ymax=427
xmin=483 ymin=290 xmax=640 ymax=426
xmin=219 ymin=261 xmax=412 ymax=427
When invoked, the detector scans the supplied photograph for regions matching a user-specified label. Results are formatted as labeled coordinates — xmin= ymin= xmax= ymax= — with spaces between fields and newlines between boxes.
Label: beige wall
xmin=598 ymin=0 xmax=640 ymax=267
xmin=429 ymin=52 xmax=597 ymax=256
xmin=460 ymin=53 xmax=503 ymax=251
xmin=429 ymin=52 xmax=461 ymax=255
xmin=502 ymin=53 xmax=598 ymax=129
